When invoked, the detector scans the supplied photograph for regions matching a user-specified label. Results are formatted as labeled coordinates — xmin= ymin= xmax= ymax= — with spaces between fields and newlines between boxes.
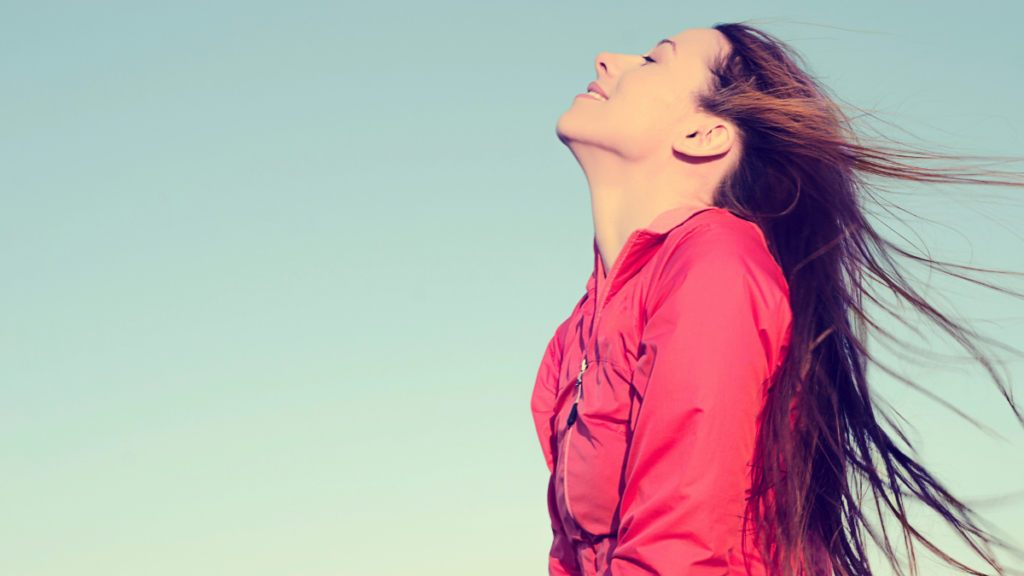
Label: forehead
xmin=666 ymin=28 xmax=730 ymax=63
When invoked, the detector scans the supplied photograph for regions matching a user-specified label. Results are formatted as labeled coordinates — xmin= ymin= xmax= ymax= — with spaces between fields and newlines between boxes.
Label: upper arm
xmin=531 ymin=315 xmax=572 ymax=473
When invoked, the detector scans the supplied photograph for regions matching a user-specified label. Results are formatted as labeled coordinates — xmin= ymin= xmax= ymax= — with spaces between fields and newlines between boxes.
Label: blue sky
xmin=1 ymin=1 xmax=1023 ymax=574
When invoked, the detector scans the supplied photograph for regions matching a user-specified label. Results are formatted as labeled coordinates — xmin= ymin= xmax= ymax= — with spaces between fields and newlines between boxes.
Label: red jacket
xmin=531 ymin=206 xmax=792 ymax=576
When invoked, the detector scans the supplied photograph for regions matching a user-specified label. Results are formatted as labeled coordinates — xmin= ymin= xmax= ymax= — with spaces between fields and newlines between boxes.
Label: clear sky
xmin=2 ymin=1 xmax=1023 ymax=575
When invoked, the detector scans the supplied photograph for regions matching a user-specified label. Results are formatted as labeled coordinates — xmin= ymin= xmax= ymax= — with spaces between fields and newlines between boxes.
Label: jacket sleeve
xmin=611 ymin=225 xmax=791 ymax=576
xmin=531 ymin=317 xmax=582 ymax=576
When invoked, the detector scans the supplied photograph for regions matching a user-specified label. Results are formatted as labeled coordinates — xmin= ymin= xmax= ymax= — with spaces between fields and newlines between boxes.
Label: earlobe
xmin=673 ymin=123 xmax=734 ymax=158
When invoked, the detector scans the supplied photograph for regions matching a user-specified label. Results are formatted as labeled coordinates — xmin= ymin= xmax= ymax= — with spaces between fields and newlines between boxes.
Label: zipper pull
xmin=567 ymin=403 xmax=578 ymax=428
xmin=567 ymin=357 xmax=587 ymax=428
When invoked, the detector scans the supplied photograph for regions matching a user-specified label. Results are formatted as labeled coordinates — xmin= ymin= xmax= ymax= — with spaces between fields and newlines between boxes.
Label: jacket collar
xmin=587 ymin=204 xmax=719 ymax=304
xmin=644 ymin=203 xmax=716 ymax=235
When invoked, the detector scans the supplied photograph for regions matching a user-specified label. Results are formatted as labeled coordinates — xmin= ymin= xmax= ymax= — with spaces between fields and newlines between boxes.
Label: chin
xmin=556 ymin=108 xmax=589 ymax=147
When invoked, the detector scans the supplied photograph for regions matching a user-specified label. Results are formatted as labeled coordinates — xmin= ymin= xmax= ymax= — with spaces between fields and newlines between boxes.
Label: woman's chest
xmin=551 ymin=285 xmax=650 ymax=536
xmin=556 ymin=286 xmax=648 ymax=431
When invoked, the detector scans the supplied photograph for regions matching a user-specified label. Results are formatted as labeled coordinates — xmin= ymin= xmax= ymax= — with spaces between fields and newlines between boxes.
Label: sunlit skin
xmin=556 ymin=28 xmax=740 ymax=275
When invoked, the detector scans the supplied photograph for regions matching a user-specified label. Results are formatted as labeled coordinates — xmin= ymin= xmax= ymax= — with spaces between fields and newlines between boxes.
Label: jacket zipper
xmin=561 ymin=233 xmax=635 ymax=529
xmin=566 ymin=357 xmax=586 ymax=428
xmin=562 ymin=356 xmax=586 ymax=525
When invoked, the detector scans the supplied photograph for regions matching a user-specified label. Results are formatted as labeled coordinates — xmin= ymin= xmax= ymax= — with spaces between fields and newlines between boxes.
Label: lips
xmin=586 ymin=81 xmax=608 ymax=101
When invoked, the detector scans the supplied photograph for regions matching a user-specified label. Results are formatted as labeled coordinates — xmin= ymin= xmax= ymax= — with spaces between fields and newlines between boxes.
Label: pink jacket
xmin=531 ymin=206 xmax=792 ymax=576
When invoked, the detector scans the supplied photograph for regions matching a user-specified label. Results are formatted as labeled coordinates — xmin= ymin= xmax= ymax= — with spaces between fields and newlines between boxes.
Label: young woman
xmin=530 ymin=23 xmax=1022 ymax=576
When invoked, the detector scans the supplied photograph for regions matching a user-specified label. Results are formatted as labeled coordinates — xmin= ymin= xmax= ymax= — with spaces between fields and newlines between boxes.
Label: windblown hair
xmin=701 ymin=22 xmax=1024 ymax=576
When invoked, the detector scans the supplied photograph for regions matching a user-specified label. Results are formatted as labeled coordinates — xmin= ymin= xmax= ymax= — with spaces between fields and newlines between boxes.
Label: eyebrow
xmin=656 ymin=39 xmax=677 ymax=54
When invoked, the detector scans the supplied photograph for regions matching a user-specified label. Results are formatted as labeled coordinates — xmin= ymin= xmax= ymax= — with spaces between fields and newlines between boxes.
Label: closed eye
xmin=642 ymin=55 xmax=656 ymax=65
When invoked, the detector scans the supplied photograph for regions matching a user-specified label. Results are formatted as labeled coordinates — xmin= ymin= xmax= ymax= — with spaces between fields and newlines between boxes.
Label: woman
xmin=530 ymin=23 xmax=1022 ymax=576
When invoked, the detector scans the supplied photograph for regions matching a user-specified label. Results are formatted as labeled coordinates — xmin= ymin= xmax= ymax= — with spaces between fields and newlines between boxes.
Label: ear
xmin=672 ymin=119 xmax=735 ymax=158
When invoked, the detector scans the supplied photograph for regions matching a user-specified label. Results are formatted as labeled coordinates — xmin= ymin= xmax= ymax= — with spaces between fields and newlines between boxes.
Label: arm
xmin=531 ymin=317 xmax=582 ymax=576
xmin=611 ymin=225 xmax=791 ymax=576
xmin=531 ymin=320 xmax=569 ymax=474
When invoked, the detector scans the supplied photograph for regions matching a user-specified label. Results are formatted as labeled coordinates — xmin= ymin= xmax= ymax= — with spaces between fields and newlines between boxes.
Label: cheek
xmin=602 ymin=93 xmax=681 ymax=152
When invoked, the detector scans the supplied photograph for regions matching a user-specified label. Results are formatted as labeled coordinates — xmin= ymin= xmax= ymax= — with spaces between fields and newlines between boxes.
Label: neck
xmin=572 ymin=145 xmax=717 ymax=275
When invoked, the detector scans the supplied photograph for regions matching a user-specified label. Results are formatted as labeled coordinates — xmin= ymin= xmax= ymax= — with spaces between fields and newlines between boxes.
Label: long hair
xmin=700 ymin=22 xmax=1024 ymax=576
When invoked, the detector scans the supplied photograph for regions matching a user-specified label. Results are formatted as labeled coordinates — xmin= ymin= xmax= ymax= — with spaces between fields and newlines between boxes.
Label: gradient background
xmin=2 ymin=1 xmax=1023 ymax=575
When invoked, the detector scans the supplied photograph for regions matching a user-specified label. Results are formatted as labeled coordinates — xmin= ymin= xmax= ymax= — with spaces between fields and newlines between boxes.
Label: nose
xmin=594 ymin=52 xmax=626 ymax=79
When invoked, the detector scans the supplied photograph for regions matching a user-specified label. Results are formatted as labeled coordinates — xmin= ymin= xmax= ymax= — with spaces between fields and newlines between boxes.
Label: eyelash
xmin=642 ymin=55 xmax=656 ymax=65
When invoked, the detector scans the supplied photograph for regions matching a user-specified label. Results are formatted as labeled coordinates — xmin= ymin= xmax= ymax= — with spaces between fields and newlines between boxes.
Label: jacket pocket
xmin=565 ymin=416 xmax=629 ymax=537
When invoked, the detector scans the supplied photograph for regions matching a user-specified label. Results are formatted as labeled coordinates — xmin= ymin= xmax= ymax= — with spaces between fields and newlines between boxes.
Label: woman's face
xmin=556 ymin=28 xmax=730 ymax=160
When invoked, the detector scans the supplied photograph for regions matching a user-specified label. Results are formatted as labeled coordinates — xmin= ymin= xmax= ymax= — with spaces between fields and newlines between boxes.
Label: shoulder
xmin=649 ymin=208 xmax=790 ymax=308
xmin=665 ymin=209 xmax=775 ymax=263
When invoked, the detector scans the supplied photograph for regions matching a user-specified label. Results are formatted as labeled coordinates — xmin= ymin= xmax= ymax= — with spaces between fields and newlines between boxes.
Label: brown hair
xmin=701 ymin=22 xmax=1024 ymax=576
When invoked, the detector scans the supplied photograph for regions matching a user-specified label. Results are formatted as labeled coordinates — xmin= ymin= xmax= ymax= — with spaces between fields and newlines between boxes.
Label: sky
xmin=1 ymin=1 xmax=1023 ymax=575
